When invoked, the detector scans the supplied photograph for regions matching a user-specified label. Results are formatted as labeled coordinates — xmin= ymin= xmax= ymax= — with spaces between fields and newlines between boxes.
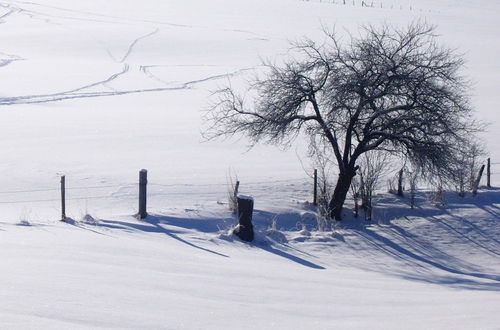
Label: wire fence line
xmin=298 ymin=0 xmax=425 ymax=11
xmin=0 ymin=176 xmax=312 ymax=206
xmin=0 ymin=157 xmax=496 ymax=210
xmin=0 ymin=195 xmax=121 ymax=204
xmin=149 ymin=178 xmax=308 ymax=188
xmin=0 ymin=188 xmax=59 ymax=194
xmin=0 ymin=184 xmax=130 ymax=195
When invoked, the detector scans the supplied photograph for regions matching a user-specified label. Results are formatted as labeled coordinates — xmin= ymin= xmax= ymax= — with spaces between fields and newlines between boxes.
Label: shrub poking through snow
xmin=227 ymin=172 xmax=239 ymax=213
xmin=357 ymin=152 xmax=390 ymax=221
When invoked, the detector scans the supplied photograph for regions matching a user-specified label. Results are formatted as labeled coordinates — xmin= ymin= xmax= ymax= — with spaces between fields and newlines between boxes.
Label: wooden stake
xmin=139 ymin=169 xmax=148 ymax=219
xmin=60 ymin=175 xmax=66 ymax=221
xmin=234 ymin=180 xmax=240 ymax=200
xmin=472 ymin=164 xmax=485 ymax=196
xmin=487 ymin=158 xmax=491 ymax=188
xmin=313 ymin=169 xmax=318 ymax=206
xmin=397 ymin=167 xmax=404 ymax=197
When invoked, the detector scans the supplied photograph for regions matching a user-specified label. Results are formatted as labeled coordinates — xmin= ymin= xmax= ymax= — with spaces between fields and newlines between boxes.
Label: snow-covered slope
xmin=0 ymin=0 xmax=499 ymax=329
xmin=1 ymin=189 xmax=499 ymax=329
xmin=0 ymin=0 xmax=498 ymax=219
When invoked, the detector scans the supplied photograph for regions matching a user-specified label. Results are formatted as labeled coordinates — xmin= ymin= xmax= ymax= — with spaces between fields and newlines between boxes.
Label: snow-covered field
xmin=1 ymin=190 xmax=499 ymax=329
xmin=0 ymin=0 xmax=499 ymax=329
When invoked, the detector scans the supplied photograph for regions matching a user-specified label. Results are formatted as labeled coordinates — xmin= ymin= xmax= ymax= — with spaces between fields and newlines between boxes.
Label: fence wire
xmin=0 ymin=195 xmax=124 ymax=204
xmin=0 ymin=166 xmax=495 ymax=207
xmin=0 ymin=177 xmax=311 ymax=205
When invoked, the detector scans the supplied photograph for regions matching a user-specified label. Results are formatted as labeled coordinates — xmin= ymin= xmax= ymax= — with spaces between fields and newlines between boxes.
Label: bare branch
xmin=203 ymin=22 xmax=482 ymax=220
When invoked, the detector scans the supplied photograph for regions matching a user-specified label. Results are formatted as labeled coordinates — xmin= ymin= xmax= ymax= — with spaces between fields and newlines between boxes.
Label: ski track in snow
xmin=0 ymin=50 xmax=23 ymax=67
xmin=139 ymin=65 xmax=176 ymax=86
xmin=0 ymin=0 xmax=272 ymax=107
xmin=0 ymin=68 xmax=253 ymax=106
xmin=0 ymin=1 xmax=261 ymax=105
xmin=68 ymin=64 xmax=130 ymax=94
xmin=0 ymin=58 xmax=19 ymax=67
xmin=1 ymin=0 xmax=195 ymax=28
xmin=0 ymin=7 xmax=19 ymax=22
xmin=107 ymin=28 xmax=159 ymax=63
xmin=0 ymin=1 xmax=252 ymax=107
xmin=1 ymin=0 xmax=263 ymax=36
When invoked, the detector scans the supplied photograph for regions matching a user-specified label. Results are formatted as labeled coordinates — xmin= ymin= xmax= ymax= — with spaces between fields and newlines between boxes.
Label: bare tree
xmin=205 ymin=22 xmax=481 ymax=220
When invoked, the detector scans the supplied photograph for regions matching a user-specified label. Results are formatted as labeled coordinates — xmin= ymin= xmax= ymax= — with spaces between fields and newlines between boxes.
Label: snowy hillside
xmin=0 ymin=0 xmax=499 ymax=329
xmin=0 ymin=0 xmax=499 ymax=219
xmin=1 ymin=189 xmax=499 ymax=329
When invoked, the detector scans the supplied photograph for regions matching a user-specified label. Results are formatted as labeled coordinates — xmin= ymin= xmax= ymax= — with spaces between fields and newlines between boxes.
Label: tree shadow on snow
xmin=343 ymin=190 xmax=500 ymax=291
xmin=95 ymin=211 xmax=325 ymax=269
xmin=356 ymin=227 xmax=500 ymax=291
xmin=96 ymin=215 xmax=230 ymax=258
xmin=256 ymin=243 xmax=326 ymax=270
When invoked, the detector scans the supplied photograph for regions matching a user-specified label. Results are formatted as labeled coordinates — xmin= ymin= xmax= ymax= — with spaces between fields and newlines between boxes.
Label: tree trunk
xmin=329 ymin=169 xmax=356 ymax=221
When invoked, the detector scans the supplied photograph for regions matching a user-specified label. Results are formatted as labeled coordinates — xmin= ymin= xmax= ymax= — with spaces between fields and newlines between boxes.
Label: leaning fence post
xmin=60 ymin=175 xmax=66 ymax=221
xmin=472 ymin=164 xmax=485 ymax=196
xmin=233 ymin=195 xmax=254 ymax=242
xmin=487 ymin=158 xmax=491 ymax=188
xmin=139 ymin=169 xmax=148 ymax=219
xmin=313 ymin=169 xmax=318 ymax=206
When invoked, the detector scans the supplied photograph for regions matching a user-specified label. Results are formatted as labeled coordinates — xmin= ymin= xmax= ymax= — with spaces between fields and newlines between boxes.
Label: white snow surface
xmin=0 ymin=0 xmax=499 ymax=329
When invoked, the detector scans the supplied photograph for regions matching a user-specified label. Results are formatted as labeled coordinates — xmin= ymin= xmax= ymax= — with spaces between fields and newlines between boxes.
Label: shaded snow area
xmin=0 ymin=0 xmax=499 ymax=329
xmin=1 ymin=189 xmax=499 ymax=329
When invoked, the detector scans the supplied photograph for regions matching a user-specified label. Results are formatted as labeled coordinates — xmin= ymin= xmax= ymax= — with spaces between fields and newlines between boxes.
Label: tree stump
xmin=233 ymin=195 xmax=254 ymax=242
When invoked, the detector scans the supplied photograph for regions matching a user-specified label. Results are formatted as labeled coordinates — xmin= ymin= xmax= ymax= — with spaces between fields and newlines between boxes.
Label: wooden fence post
xmin=397 ymin=167 xmax=404 ymax=197
xmin=487 ymin=158 xmax=491 ymax=188
xmin=233 ymin=195 xmax=254 ymax=242
xmin=234 ymin=180 xmax=240 ymax=199
xmin=139 ymin=169 xmax=148 ymax=219
xmin=472 ymin=164 xmax=485 ymax=196
xmin=313 ymin=169 xmax=318 ymax=206
xmin=60 ymin=175 xmax=66 ymax=221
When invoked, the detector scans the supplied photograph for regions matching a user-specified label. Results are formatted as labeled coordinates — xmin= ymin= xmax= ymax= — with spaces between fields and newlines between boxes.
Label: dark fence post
xmin=313 ymin=169 xmax=318 ymax=206
xmin=233 ymin=195 xmax=254 ymax=242
xmin=61 ymin=175 xmax=66 ymax=221
xmin=397 ymin=167 xmax=404 ymax=196
xmin=139 ymin=169 xmax=148 ymax=219
xmin=234 ymin=180 xmax=240 ymax=199
xmin=472 ymin=164 xmax=485 ymax=196
xmin=487 ymin=158 xmax=491 ymax=188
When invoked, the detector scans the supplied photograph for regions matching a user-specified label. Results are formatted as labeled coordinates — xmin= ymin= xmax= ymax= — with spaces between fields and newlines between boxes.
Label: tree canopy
xmin=205 ymin=22 xmax=481 ymax=220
